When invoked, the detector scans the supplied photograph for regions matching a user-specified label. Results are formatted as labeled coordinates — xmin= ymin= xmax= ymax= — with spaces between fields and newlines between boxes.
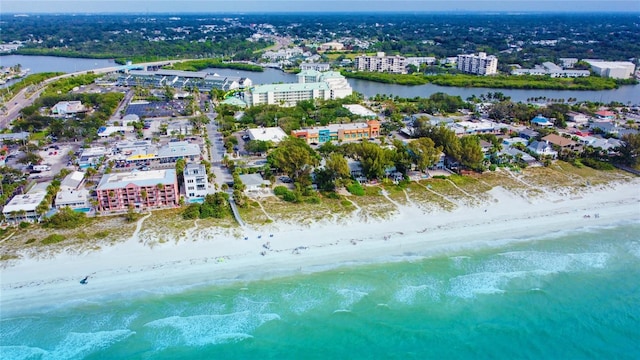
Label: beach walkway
xmin=228 ymin=197 xmax=245 ymax=228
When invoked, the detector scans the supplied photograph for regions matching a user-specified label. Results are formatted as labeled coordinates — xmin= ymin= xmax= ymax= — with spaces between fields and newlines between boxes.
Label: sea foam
xmin=143 ymin=311 xmax=280 ymax=348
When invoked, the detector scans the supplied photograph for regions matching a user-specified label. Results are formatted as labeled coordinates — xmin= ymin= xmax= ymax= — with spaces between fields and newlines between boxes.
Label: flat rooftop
xmin=97 ymin=169 xmax=176 ymax=190
xmin=247 ymin=127 xmax=288 ymax=143
xmin=343 ymin=104 xmax=377 ymax=117
xmin=3 ymin=192 xmax=47 ymax=213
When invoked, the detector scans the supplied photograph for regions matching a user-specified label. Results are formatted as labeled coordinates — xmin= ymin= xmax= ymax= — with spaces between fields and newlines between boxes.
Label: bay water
xmin=1 ymin=222 xmax=639 ymax=359
xmin=1 ymin=55 xmax=639 ymax=104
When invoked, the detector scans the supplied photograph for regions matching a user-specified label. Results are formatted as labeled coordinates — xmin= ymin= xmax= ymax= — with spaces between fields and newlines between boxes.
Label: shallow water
xmin=2 ymin=223 xmax=639 ymax=359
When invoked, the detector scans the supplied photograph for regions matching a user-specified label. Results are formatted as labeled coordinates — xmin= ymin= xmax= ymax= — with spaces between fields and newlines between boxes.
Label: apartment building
xmin=183 ymin=163 xmax=209 ymax=200
xmin=456 ymin=52 xmax=498 ymax=75
xmin=96 ymin=169 xmax=178 ymax=212
xmin=354 ymin=52 xmax=407 ymax=74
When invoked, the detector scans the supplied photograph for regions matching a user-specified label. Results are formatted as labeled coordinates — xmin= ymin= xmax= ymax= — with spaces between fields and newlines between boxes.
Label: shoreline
xmin=2 ymin=180 xmax=639 ymax=315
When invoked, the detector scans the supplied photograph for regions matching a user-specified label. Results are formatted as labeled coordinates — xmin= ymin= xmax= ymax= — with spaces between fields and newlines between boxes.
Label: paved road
xmin=206 ymin=111 xmax=234 ymax=190
xmin=0 ymin=59 xmax=184 ymax=129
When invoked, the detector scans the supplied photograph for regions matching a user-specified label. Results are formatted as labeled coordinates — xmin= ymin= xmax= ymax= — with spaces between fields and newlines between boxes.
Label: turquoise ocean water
xmin=2 ymin=223 xmax=639 ymax=359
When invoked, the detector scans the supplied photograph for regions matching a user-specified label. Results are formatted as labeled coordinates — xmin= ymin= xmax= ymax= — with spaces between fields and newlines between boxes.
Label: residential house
xmin=183 ymin=163 xmax=209 ymax=201
xmin=430 ymin=152 xmax=446 ymax=170
xmin=450 ymin=120 xmax=499 ymax=135
xmin=518 ymin=129 xmax=539 ymax=140
xmin=239 ymin=173 xmax=270 ymax=194
xmin=96 ymin=169 xmax=179 ymax=212
xmin=595 ymin=110 xmax=615 ymax=120
xmin=527 ymin=141 xmax=558 ymax=159
xmin=55 ymin=171 xmax=90 ymax=210
xmin=497 ymin=147 xmax=537 ymax=166
xmin=502 ymin=137 xmax=528 ymax=147
xmin=567 ymin=112 xmax=590 ymax=124
xmin=2 ymin=191 xmax=48 ymax=223
xmin=531 ymin=114 xmax=554 ymax=127
xmin=51 ymin=101 xmax=87 ymax=117
xmin=479 ymin=140 xmax=493 ymax=155
xmin=542 ymin=133 xmax=581 ymax=152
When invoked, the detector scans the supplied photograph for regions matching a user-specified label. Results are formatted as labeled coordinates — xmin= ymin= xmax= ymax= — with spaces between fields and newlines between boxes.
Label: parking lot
xmin=125 ymin=100 xmax=187 ymax=118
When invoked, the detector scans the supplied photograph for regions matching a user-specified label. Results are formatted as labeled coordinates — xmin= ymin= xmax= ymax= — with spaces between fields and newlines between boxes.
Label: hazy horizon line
xmin=6 ymin=10 xmax=640 ymax=15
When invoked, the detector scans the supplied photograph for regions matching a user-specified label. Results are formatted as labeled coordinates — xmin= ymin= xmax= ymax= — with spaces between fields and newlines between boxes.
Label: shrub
xmin=94 ymin=231 xmax=110 ymax=239
xmin=489 ymin=164 xmax=497 ymax=171
xmin=432 ymin=175 xmax=447 ymax=179
xmin=305 ymin=196 xmax=321 ymax=204
xmin=25 ymin=238 xmax=36 ymax=244
xmin=281 ymin=190 xmax=297 ymax=202
xmin=346 ymin=182 xmax=365 ymax=196
xmin=274 ymin=185 xmax=298 ymax=202
xmin=323 ymin=191 xmax=342 ymax=200
xmin=581 ymin=158 xmax=615 ymax=170
xmin=181 ymin=204 xmax=200 ymax=220
xmin=19 ymin=221 xmax=30 ymax=229
xmin=340 ymin=200 xmax=353 ymax=207
xmin=44 ymin=207 xmax=87 ymax=229
xmin=41 ymin=234 xmax=66 ymax=245
xmin=273 ymin=186 xmax=289 ymax=196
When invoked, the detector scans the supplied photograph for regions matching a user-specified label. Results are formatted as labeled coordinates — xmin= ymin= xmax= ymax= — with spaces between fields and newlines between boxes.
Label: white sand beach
xmin=2 ymin=179 xmax=639 ymax=314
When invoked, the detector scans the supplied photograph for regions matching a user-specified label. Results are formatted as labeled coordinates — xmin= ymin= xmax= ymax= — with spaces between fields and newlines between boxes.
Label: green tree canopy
xmin=345 ymin=141 xmax=393 ymax=180
xmin=459 ymin=135 xmax=485 ymax=170
xmin=408 ymin=137 xmax=442 ymax=171
xmin=268 ymin=137 xmax=319 ymax=185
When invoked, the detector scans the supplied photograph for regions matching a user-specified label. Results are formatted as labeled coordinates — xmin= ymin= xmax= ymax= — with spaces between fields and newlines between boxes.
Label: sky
xmin=2 ymin=0 xmax=639 ymax=14
xmin=0 ymin=0 xmax=640 ymax=13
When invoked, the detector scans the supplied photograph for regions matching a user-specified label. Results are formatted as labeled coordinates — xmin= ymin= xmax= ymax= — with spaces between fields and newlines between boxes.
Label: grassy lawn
xmin=323 ymin=52 xmax=361 ymax=61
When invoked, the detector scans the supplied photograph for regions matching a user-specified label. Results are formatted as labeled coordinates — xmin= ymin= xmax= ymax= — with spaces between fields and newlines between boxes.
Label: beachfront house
xmin=2 ymin=191 xmax=48 ymax=224
xmin=496 ymin=147 xmax=537 ymax=166
xmin=528 ymin=141 xmax=558 ymax=159
xmin=239 ymin=173 xmax=271 ymax=195
xmin=55 ymin=171 xmax=90 ymax=210
xmin=183 ymin=163 xmax=209 ymax=201
xmin=542 ymin=134 xmax=581 ymax=152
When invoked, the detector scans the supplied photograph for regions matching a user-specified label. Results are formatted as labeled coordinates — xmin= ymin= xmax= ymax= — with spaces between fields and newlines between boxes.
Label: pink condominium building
xmin=96 ymin=169 xmax=178 ymax=212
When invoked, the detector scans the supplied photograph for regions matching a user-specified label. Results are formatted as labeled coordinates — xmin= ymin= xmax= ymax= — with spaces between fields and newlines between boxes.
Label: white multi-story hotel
xmin=246 ymin=70 xmax=352 ymax=106
xmin=354 ymin=52 xmax=407 ymax=74
xmin=457 ymin=52 xmax=498 ymax=75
